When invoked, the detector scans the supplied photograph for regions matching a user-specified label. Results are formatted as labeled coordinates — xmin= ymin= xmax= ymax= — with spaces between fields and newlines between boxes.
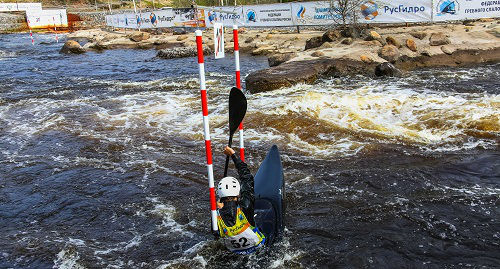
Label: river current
xmin=0 ymin=33 xmax=499 ymax=268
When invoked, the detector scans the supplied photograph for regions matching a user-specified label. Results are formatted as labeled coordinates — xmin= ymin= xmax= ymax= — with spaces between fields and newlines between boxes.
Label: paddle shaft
xmin=223 ymin=135 xmax=234 ymax=177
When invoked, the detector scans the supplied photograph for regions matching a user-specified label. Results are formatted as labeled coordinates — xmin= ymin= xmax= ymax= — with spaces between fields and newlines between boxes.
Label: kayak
xmin=254 ymin=145 xmax=285 ymax=245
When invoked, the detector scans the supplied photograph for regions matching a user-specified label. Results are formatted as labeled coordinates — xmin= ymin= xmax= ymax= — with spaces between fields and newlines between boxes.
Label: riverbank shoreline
xmin=37 ymin=18 xmax=500 ymax=92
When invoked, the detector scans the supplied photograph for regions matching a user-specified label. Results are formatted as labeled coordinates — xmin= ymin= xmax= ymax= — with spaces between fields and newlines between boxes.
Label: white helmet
xmin=217 ymin=177 xmax=240 ymax=198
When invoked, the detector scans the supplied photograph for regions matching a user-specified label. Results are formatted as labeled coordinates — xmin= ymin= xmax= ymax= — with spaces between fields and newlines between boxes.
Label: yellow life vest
xmin=217 ymin=206 xmax=266 ymax=254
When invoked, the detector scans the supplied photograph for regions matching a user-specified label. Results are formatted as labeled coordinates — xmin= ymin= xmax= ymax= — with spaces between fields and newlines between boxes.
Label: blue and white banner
xmin=0 ymin=3 xmax=42 ymax=12
xmin=433 ymin=0 xmax=500 ymax=21
xmin=205 ymin=6 xmax=244 ymax=27
xmin=242 ymin=4 xmax=295 ymax=27
xmin=106 ymin=1 xmax=499 ymax=28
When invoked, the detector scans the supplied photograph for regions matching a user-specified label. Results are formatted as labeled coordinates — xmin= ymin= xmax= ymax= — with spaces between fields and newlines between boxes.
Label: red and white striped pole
xmin=27 ymin=19 xmax=34 ymax=45
xmin=195 ymin=30 xmax=217 ymax=232
xmin=53 ymin=17 xmax=59 ymax=43
xmin=233 ymin=25 xmax=245 ymax=162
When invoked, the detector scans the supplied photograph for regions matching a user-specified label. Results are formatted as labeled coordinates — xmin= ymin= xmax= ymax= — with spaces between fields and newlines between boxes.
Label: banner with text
xmin=241 ymin=4 xmax=294 ymax=27
xmin=0 ymin=3 xmax=42 ymax=12
xmin=204 ymin=6 xmax=244 ymax=27
xmin=433 ymin=0 xmax=500 ymax=21
xmin=26 ymin=9 xmax=68 ymax=28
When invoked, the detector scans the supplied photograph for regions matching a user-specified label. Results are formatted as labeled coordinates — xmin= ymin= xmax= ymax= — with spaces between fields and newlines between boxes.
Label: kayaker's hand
xmin=223 ymin=146 xmax=235 ymax=156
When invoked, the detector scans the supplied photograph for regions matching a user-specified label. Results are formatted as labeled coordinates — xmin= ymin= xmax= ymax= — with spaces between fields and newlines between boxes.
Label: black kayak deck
xmin=254 ymin=145 xmax=285 ymax=245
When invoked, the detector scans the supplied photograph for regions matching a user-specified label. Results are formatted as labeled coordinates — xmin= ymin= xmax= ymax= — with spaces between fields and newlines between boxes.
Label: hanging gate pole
xmin=195 ymin=30 xmax=218 ymax=233
xmin=233 ymin=25 xmax=245 ymax=162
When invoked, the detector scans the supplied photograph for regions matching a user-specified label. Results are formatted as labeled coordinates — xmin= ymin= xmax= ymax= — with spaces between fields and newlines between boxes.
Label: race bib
xmin=224 ymin=228 xmax=261 ymax=252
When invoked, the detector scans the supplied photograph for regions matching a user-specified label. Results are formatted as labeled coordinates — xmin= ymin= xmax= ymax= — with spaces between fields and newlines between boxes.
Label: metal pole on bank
xmin=195 ymin=30 xmax=218 ymax=233
xmin=232 ymin=25 xmax=245 ymax=161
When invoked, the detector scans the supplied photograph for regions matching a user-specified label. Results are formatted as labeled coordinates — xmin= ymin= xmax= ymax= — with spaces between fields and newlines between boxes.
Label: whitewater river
xmin=0 ymin=33 xmax=499 ymax=268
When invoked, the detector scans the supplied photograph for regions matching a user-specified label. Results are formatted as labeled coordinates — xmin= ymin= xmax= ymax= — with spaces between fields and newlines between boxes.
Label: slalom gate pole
xmin=233 ymin=25 xmax=245 ymax=162
xmin=195 ymin=30 xmax=218 ymax=233
xmin=53 ymin=17 xmax=58 ymax=43
xmin=28 ymin=19 xmax=34 ymax=45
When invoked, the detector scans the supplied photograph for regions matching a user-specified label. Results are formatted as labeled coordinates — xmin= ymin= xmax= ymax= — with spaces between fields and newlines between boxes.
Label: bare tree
xmin=329 ymin=0 xmax=366 ymax=28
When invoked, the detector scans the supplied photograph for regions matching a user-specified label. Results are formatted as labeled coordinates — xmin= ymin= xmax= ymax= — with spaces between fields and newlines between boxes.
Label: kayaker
xmin=215 ymin=146 xmax=266 ymax=254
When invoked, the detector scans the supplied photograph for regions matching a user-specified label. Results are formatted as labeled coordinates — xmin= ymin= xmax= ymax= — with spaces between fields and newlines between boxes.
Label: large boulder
xmin=59 ymin=40 xmax=86 ymax=54
xmin=378 ymin=45 xmax=400 ymax=63
xmin=406 ymin=39 xmax=417 ymax=52
xmin=375 ymin=62 xmax=402 ymax=77
xmin=410 ymin=31 xmax=427 ymax=40
xmin=305 ymin=36 xmax=324 ymax=50
xmin=365 ymin=30 xmax=381 ymax=41
xmin=129 ymin=31 xmax=150 ymax=42
xmin=340 ymin=27 xmax=360 ymax=38
xmin=246 ymin=58 xmax=375 ymax=93
xmin=157 ymin=46 xmax=212 ymax=59
xmin=386 ymin=36 xmax=401 ymax=48
xmin=342 ymin=38 xmax=354 ymax=45
xmin=322 ymin=29 xmax=341 ymax=42
xmin=268 ymin=52 xmax=297 ymax=67
xmin=429 ymin=32 xmax=450 ymax=46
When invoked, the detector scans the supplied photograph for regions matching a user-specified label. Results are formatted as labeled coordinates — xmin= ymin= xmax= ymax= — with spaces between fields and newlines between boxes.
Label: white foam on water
xmin=53 ymin=248 xmax=85 ymax=269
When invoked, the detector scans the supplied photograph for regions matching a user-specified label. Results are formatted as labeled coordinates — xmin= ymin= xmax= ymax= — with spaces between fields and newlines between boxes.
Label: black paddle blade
xmin=228 ymin=87 xmax=247 ymax=136
xmin=224 ymin=87 xmax=247 ymax=177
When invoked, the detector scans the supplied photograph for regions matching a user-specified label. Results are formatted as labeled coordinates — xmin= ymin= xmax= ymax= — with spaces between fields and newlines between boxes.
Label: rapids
xmin=0 ymin=33 xmax=499 ymax=268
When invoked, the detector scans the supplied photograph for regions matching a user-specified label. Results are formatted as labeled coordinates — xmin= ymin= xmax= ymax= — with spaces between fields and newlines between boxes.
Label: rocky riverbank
xmin=63 ymin=19 xmax=500 ymax=92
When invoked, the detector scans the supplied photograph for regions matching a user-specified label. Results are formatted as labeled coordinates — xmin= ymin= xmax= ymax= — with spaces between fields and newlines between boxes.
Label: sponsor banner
xmin=358 ymin=0 xmax=432 ymax=23
xmin=242 ymin=3 xmax=294 ymax=27
xmin=291 ymin=2 xmax=338 ymax=26
xmin=172 ymin=8 xmax=206 ymax=27
xmin=433 ymin=0 xmax=500 ymax=21
xmin=26 ymin=9 xmax=68 ymax=28
xmin=106 ymin=8 xmax=205 ymax=29
xmin=204 ymin=6 xmax=245 ymax=27
xmin=291 ymin=1 xmax=431 ymax=25
xmin=0 ymin=3 xmax=42 ymax=12
xmin=213 ymin=23 xmax=225 ymax=58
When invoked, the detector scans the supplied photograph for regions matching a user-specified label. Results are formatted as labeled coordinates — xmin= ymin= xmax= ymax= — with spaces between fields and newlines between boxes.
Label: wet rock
xmin=322 ymin=29 xmax=341 ymax=42
xmin=320 ymin=42 xmax=335 ymax=49
xmin=406 ymin=39 xmax=417 ymax=52
xmin=60 ymin=40 xmax=86 ymax=54
xmin=410 ymin=31 xmax=427 ymax=40
xmin=386 ymin=36 xmax=401 ymax=48
xmin=252 ymin=45 xmax=275 ymax=55
xmin=157 ymin=46 xmax=212 ymax=59
xmin=340 ymin=27 xmax=360 ymax=38
xmin=375 ymin=62 xmax=402 ymax=77
xmin=429 ymin=32 xmax=450 ymax=46
xmin=176 ymin=35 xmax=188 ymax=41
xmin=342 ymin=38 xmax=354 ymax=45
xmin=172 ymin=28 xmax=187 ymax=35
xmin=245 ymin=37 xmax=255 ymax=43
xmin=360 ymin=55 xmax=373 ymax=63
xmin=479 ymin=18 xmax=494 ymax=22
xmin=305 ymin=36 xmax=324 ymax=50
xmin=268 ymin=52 xmax=296 ymax=67
xmin=378 ymin=45 xmax=400 ymax=63
xmin=488 ymin=26 xmax=500 ymax=37
xmin=365 ymin=30 xmax=381 ymax=41
xmin=88 ymin=42 xmax=107 ymax=50
xmin=246 ymin=58 xmax=375 ymax=93
xmin=129 ymin=31 xmax=150 ymax=42
xmin=421 ymin=49 xmax=431 ymax=56
xmin=311 ymin=51 xmax=324 ymax=57
xmin=441 ymin=45 xmax=454 ymax=55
